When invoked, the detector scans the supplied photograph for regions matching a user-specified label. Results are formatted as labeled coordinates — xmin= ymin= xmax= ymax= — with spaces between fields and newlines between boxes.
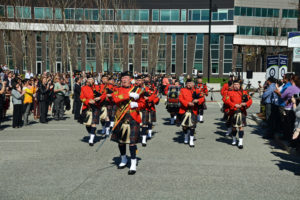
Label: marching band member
xmin=224 ymin=80 xmax=252 ymax=149
xmin=196 ymin=76 xmax=208 ymax=123
xmin=110 ymin=71 xmax=145 ymax=175
xmin=179 ymin=79 xmax=205 ymax=147
xmin=166 ymin=80 xmax=181 ymax=125
xmin=141 ymin=76 xmax=159 ymax=146
xmin=80 ymin=76 xmax=106 ymax=146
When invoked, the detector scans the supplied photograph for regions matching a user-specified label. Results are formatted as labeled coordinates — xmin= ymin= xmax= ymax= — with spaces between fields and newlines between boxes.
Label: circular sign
xmin=281 ymin=68 xmax=286 ymax=77
xmin=269 ymin=68 xmax=276 ymax=77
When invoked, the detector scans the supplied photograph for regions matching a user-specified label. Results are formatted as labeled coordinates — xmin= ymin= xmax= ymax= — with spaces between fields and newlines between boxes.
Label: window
xmin=160 ymin=9 xmax=179 ymax=22
xmin=100 ymin=9 xmax=114 ymax=21
xmin=246 ymin=7 xmax=252 ymax=16
xmin=55 ymin=8 xmax=62 ymax=20
xmin=171 ymin=34 xmax=176 ymax=74
xmin=75 ymin=9 xmax=83 ymax=20
xmin=157 ymin=34 xmax=167 ymax=73
xmin=0 ymin=5 xmax=5 ymax=17
xmin=16 ymin=6 xmax=31 ymax=19
xmin=84 ymin=9 xmax=98 ymax=21
xmin=142 ymin=33 xmax=148 ymax=74
xmin=181 ymin=9 xmax=186 ymax=21
xmin=223 ymin=34 xmax=233 ymax=74
xmin=116 ymin=9 xmax=149 ymax=21
xmin=7 ymin=6 xmax=14 ymax=18
xmin=65 ymin=8 xmax=75 ymax=20
xmin=194 ymin=33 xmax=203 ymax=73
xmin=241 ymin=7 xmax=246 ymax=16
xmin=34 ymin=7 xmax=53 ymax=20
xmin=282 ymin=9 xmax=298 ymax=18
xmin=201 ymin=9 xmax=209 ymax=20
xmin=261 ymin=8 xmax=267 ymax=17
xmin=267 ymin=8 xmax=273 ymax=17
xmin=210 ymin=34 xmax=219 ymax=74
xmin=255 ymin=8 xmax=261 ymax=17
xmin=152 ymin=9 xmax=159 ymax=21
xmin=234 ymin=7 xmax=240 ymax=16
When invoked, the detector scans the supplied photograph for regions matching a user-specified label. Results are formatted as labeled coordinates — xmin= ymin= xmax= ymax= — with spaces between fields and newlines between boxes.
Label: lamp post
xmin=207 ymin=0 xmax=212 ymax=83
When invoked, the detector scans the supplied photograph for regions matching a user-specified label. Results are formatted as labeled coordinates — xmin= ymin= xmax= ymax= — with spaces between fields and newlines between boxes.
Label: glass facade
xmin=183 ymin=34 xmax=187 ymax=74
xmin=35 ymin=7 xmax=53 ymax=19
xmin=211 ymin=34 xmax=219 ymax=74
xmin=189 ymin=9 xmax=233 ymax=21
xmin=235 ymin=7 xmax=280 ymax=18
xmin=7 ymin=6 xmax=14 ymax=18
xmin=157 ymin=34 xmax=167 ymax=73
xmin=85 ymin=9 xmax=99 ymax=21
xmin=237 ymin=26 xmax=279 ymax=36
xmin=16 ymin=6 xmax=31 ymax=19
xmin=0 ymin=5 xmax=5 ymax=17
xmin=194 ymin=33 xmax=203 ymax=73
xmin=141 ymin=33 xmax=148 ymax=74
xmin=116 ymin=9 xmax=149 ymax=21
xmin=86 ymin=33 xmax=96 ymax=72
xmin=113 ymin=33 xmax=123 ymax=72
xmin=223 ymin=34 xmax=233 ymax=74
xmin=282 ymin=9 xmax=298 ymax=18
xmin=171 ymin=34 xmax=176 ymax=74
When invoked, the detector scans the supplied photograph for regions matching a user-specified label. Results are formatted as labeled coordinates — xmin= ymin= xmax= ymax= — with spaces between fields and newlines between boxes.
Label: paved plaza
xmin=0 ymin=96 xmax=300 ymax=200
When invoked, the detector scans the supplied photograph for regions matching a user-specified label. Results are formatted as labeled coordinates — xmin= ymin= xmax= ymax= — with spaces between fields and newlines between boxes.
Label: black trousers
xmin=13 ymin=104 xmax=23 ymax=128
xmin=39 ymin=101 xmax=48 ymax=123
xmin=283 ymin=110 xmax=296 ymax=140
xmin=73 ymin=100 xmax=82 ymax=120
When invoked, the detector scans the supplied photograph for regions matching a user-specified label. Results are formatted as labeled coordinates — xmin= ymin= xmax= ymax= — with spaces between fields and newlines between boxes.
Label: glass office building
xmin=0 ymin=0 xmax=298 ymax=76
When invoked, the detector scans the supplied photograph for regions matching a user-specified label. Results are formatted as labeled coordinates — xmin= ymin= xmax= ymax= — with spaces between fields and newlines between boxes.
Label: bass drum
xmin=166 ymin=86 xmax=181 ymax=108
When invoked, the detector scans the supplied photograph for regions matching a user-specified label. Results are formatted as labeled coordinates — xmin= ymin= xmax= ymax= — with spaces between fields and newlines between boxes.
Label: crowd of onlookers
xmin=261 ymin=73 xmax=300 ymax=149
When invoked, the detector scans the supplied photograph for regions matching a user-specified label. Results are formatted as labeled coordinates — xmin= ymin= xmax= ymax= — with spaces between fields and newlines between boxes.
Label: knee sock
xmin=129 ymin=145 xmax=137 ymax=159
xmin=239 ymin=131 xmax=244 ymax=139
xmin=101 ymin=120 xmax=105 ymax=127
xmin=232 ymin=130 xmax=237 ymax=137
xmin=148 ymin=123 xmax=153 ymax=130
xmin=142 ymin=127 xmax=147 ymax=136
xmin=105 ymin=121 xmax=110 ymax=128
xmin=190 ymin=129 xmax=195 ymax=136
xmin=118 ymin=144 xmax=126 ymax=156
xmin=90 ymin=127 xmax=96 ymax=135
xmin=86 ymin=126 xmax=91 ymax=133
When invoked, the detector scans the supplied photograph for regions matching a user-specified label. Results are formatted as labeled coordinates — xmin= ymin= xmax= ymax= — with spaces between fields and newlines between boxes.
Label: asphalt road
xmin=0 ymin=95 xmax=300 ymax=200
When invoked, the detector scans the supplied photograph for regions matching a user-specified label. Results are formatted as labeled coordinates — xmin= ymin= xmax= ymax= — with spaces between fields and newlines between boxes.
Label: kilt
xmin=142 ymin=110 xmax=156 ymax=124
xmin=229 ymin=113 xmax=247 ymax=127
xmin=111 ymin=113 xmax=140 ymax=144
xmin=107 ymin=104 xmax=117 ymax=121
xmin=180 ymin=111 xmax=197 ymax=129
xmin=91 ymin=106 xmax=101 ymax=124
xmin=166 ymin=105 xmax=179 ymax=114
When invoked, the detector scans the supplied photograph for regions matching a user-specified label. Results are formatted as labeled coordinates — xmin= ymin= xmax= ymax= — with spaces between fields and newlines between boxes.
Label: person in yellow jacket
xmin=23 ymin=79 xmax=37 ymax=125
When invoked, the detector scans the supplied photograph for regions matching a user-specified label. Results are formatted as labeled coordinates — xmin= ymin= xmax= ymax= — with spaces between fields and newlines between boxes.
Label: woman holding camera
xmin=38 ymin=77 xmax=51 ymax=123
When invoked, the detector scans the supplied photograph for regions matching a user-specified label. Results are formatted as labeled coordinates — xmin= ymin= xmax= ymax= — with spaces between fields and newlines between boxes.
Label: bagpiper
xmin=224 ymin=80 xmax=252 ymax=149
xmin=195 ymin=76 xmax=208 ymax=123
xmin=165 ymin=79 xmax=181 ymax=125
xmin=99 ymin=75 xmax=111 ymax=136
xmin=110 ymin=71 xmax=145 ymax=175
xmin=80 ymin=76 xmax=106 ymax=146
xmin=179 ymin=79 xmax=205 ymax=147
xmin=141 ymin=75 xmax=159 ymax=146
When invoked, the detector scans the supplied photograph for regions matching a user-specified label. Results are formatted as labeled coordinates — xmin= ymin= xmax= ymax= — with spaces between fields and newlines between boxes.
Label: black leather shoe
xmin=200 ymin=121 xmax=204 ymax=123
xmin=189 ymin=144 xmax=195 ymax=148
xmin=128 ymin=170 xmax=136 ymax=175
xmin=89 ymin=143 xmax=94 ymax=147
xmin=238 ymin=145 xmax=243 ymax=149
xmin=142 ymin=143 xmax=147 ymax=147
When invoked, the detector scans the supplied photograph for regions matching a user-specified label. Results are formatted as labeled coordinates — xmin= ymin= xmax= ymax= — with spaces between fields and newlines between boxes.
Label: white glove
xmin=129 ymin=92 xmax=140 ymax=100
xmin=130 ymin=102 xmax=138 ymax=109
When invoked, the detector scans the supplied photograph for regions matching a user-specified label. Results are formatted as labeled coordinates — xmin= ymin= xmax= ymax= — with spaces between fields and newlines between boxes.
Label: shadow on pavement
xmin=271 ymin=151 xmax=300 ymax=175
xmin=81 ymin=135 xmax=106 ymax=144
xmin=173 ymin=131 xmax=184 ymax=144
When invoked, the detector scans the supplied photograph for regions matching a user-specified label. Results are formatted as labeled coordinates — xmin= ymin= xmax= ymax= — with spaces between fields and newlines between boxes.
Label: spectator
xmin=11 ymin=81 xmax=25 ymax=128
xmin=73 ymin=77 xmax=82 ymax=120
xmin=53 ymin=77 xmax=66 ymax=120
xmin=23 ymin=79 xmax=36 ymax=126
xmin=38 ymin=77 xmax=50 ymax=123
xmin=280 ymin=75 xmax=300 ymax=141
xmin=262 ymin=77 xmax=279 ymax=139
xmin=0 ymin=79 xmax=6 ymax=127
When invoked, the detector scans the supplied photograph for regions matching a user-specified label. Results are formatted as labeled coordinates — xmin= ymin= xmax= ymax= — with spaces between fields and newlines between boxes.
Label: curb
xmin=251 ymin=113 xmax=299 ymax=155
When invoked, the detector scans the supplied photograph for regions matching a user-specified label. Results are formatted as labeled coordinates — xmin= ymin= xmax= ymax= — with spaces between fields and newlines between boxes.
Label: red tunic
xmin=111 ymin=85 xmax=146 ymax=123
xmin=224 ymin=90 xmax=252 ymax=116
xmin=221 ymin=83 xmax=229 ymax=97
xmin=196 ymin=83 xmax=208 ymax=96
xmin=179 ymin=87 xmax=205 ymax=115
xmin=80 ymin=85 xmax=106 ymax=110
xmin=144 ymin=84 xmax=159 ymax=111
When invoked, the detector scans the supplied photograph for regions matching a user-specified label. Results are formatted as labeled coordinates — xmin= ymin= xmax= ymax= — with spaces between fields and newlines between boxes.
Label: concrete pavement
xmin=0 ymin=99 xmax=299 ymax=200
